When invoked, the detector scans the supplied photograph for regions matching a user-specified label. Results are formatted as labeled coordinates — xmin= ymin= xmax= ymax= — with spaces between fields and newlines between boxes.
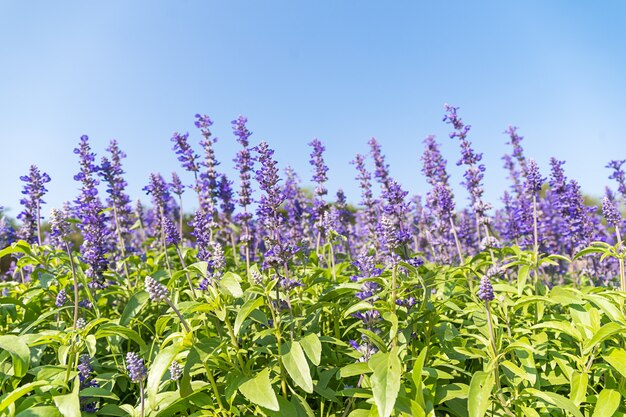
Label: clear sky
xmin=1 ymin=1 xmax=625 ymax=217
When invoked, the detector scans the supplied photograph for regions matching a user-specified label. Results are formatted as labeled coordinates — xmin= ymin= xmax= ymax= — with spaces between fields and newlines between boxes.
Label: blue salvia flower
xmin=421 ymin=135 xmax=449 ymax=187
xmin=368 ymin=137 xmax=392 ymax=193
xmin=421 ymin=136 xmax=458 ymax=261
xmin=0 ymin=210 xmax=15 ymax=249
xmin=17 ymin=165 xmax=51 ymax=245
xmin=217 ymin=174 xmax=235 ymax=220
xmin=607 ymin=160 xmax=626 ymax=199
xmin=55 ymin=289 xmax=67 ymax=307
xmin=196 ymin=114 xmax=220 ymax=215
xmin=603 ymin=196 xmax=621 ymax=228
xmin=282 ymin=166 xmax=307 ymax=243
xmin=170 ymin=361 xmax=182 ymax=381
xmin=143 ymin=173 xmax=172 ymax=236
xmin=171 ymin=131 xmax=200 ymax=173
xmin=49 ymin=205 xmax=72 ymax=249
xmin=255 ymin=141 xmax=284 ymax=238
xmin=78 ymin=354 xmax=98 ymax=389
xmin=170 ymin=172 xmax=185 ymax=197
xmin=309 ymin=138 xmax=329 ymax=232
xmin=524 ymin=159 xmax=544 ymax=195
xmin=162 ymin=217 xmax=180 ymax=247
xmin=331 ymin=189 xmax=353 ymax=240
xmin=444 ymin=104 xmax=491 ymax=239
xmin=99 ymin=140 xmax=134 ymax=250
xmin=254 ymin=141 xmax=296 ymax=269
xmin=126 ymin=352 xmax=147 ymax=383
xmin=145 ymin=276 xmax=169 ymax=302
xmin=351 ymin=154 xmax=377 ymax=243
xmin=74 ymin=135 xmax=111 ymax=289
xmin=477 ymin=275 xmax=494 ymax=302
xmin=232 ymin=115 xmax=254 ymax=243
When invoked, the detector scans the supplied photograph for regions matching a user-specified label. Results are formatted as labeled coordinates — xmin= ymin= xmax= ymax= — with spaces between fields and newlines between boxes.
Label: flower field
xmin=2 ymin=105 xmax=626 ymax=416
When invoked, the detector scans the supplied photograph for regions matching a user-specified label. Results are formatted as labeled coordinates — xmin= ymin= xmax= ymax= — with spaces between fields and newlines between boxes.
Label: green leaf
xmin=120 ymin=291 xmax=150 ymax=326
xmin=592 ymin=389 xmax=620 ymax=417
xmin=15 ymin=407 xmax=62 ymax=417
xmin=219 ymin=272 xmax=243 ymax=298
xmin=53 ymin=389 xmax=81 ymax=417
xmin=187 ymin=261 xmax=208 ymax=277
xmin=468 ymin=371 xmax=494 ymax=417
xmin=517 ymin=264 xmax=530 ymax=295
xmin=147 ymin=342 xmax=186 ymax=411
xmin=524 ymin=388 xmax=583 ymax=417
xmin=411 ymin=347 xmax=427 ymax=409
xmin=238 ymin=368 xmax=280 ymax=412
xmin=0 ymin=381 xmax=49 ymax=413
xmin=281 ymin=341 xmax=313 ymax=393
xmin=340 ymin=362 xmax=372 ymax=378
xmin=234 ymin=296 xmax=264 ymax=336
xmin=0 ymin=334 xmax=30 ymax=377
xmin=300 ymin=333 xmax=322 ymax=366
xmin=368 ymin=346 xmax=402 ymax=417
xmin=519 ymin=407 xmax=541 ymax=417
xmin=95 ymin=324 xmax=148 ymax=352
xmin=569 ymin=372 xmax=588 ymax=406
xmin=582 ymin=322 xmax=625 ymax=355
xmin=79 ymin=387 xmax=120 ymax=401
xmin=604 ymin=348 xmax=626 ymax=378
xmin=531 ymin=321 xmax=582 ymax=342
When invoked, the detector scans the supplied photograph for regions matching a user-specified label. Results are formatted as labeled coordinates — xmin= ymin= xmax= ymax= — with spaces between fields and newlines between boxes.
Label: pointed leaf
xmin=300 ymin=333 xmax=322 ymax=366
xmin=592 ymin=389 xmax=620 ymax=417
xmin=0 ymin=335 xmax=30 ymax=377
xmin=238 ymin=368 xmax=279 ymax=411
xmin=120 ymin=291 xmax=149 ymax=326
xmin=281 ymin=341 xmax=313 ymax=393
xmin=147 ymin=343 xmax=186 ymax=410
xmin=368 ymin=346 xmax=402 ymax=417
xmin=234 ymin=297 xmax=264 ymax=336
xmin=604 ymin=348 xmax=626 ymax=378
xmin=219 ymin=272 xmax=243 ymax=298
xmin=468 ymin=371 xmax=494 ymax=417
xmin=524 ymin=388 xmax=583 ymax=417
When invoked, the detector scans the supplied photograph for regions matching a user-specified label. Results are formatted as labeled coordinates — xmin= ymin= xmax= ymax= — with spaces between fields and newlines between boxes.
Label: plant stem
xmin=175 ymin=245 xmax=198 ymax=301
xmin=65 ymin=242 xmax=80 ymax=330
xmin=616 ymin=226 xmax=626 ymax=292
xmin=139 ymin=380 xmax=145 ymax=417
xmin=165 ymin=298 xmax=191 ymax=333
xmin=450 ymin=217 xmax=464 ymax=264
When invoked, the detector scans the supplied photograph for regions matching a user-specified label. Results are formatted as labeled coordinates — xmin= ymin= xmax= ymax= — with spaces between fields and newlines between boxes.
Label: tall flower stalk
xmin=603 ymin=197 xmax=625 ymax=291
xmin=232 ymin=115 xmax=254 ymax=274
xmin=17 ymin=165 xmax=51 ymax=245
xmin=309 ymin=138 xmax=329 ymax=254
xmin=74 ymin=135 xmax=111 ymax=289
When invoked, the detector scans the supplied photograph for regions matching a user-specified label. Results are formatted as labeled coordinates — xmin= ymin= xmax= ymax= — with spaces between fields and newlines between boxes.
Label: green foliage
xmin=3 ymin=239 xmax=626 ymax=416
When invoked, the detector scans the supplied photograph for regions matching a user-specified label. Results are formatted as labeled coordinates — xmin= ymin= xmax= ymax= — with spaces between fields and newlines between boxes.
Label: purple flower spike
xmin=171 ymin=131 xmax=200 ymax=173
xmin=55 ymin=289 xmax=67 ymax=307
xmin=17 ymin=165 xmax=51 ymax=244
xmin=162 ymin=217 xmax=180 ymax=246
xmin=603 ymin=197 xmax=621 ymax=227
xmin=607 ymin=160 xmax=626 ymax=199
xmin=74 ymin=135 xmax=111 ymax=289
xmin=478 ymin=276 xmax=494 ymax=302
xmin=524 ymin=159 xmax=544 ymax=195
xmin=145 ymin=276 xmax=169 ymax=302
xmin=126 ymin=352 xmax=147 ymax=383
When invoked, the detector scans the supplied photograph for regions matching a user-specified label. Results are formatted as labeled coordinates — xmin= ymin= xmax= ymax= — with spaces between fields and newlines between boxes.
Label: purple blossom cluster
xmin=74 ymin=135 xmax=111 ymax=289
xmin=4 ymin=106 xmax=626 ymax=299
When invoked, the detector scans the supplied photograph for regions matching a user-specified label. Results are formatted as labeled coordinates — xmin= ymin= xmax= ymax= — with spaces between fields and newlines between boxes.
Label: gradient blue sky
xmin=1 ymin=1 xmax=625 ymax=217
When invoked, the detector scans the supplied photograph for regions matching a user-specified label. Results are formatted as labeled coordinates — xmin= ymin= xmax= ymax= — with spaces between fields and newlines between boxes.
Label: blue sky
xmin=1 ymin=1 xmax=625 ymax=217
